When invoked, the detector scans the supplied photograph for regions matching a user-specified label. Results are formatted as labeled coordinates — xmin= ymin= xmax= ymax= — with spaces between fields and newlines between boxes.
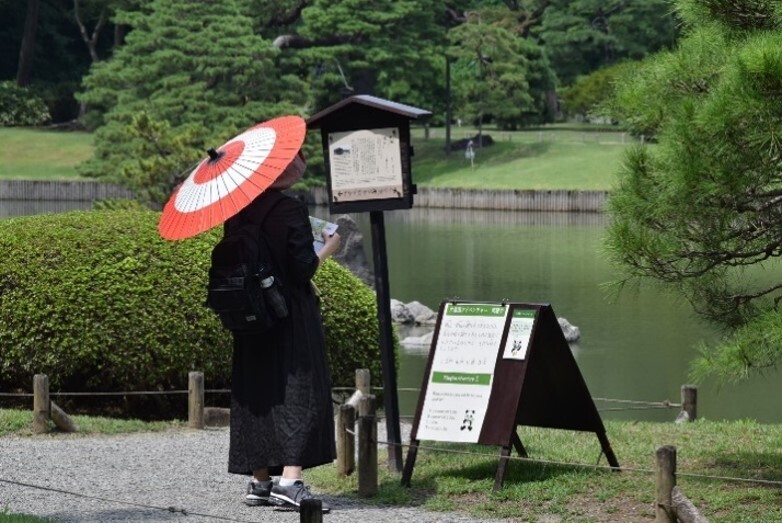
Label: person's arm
xmin=317 ymin=231 xmax=341 ymax=265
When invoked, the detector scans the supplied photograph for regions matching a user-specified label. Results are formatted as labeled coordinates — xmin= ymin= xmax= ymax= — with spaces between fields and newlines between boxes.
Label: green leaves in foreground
xmin=606 ymin=1 xmax=782 ymax=383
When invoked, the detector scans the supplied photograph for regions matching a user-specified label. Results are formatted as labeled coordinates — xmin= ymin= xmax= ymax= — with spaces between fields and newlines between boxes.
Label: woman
xmin=225 ymin=152 xmax=340 ymax=512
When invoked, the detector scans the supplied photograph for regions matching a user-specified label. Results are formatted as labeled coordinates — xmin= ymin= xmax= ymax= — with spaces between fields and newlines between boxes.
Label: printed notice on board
xmin=328 ymin=127 xmax=404 ymax=202
xmin=502 ymin=308 xmax=536 ymax=360
xmin=416 ymin=303 xmax=509 ymax=443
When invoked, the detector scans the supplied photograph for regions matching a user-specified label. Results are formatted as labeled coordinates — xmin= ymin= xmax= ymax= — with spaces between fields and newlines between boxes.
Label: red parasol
xmin=158 ymin=115 xmax=306 ymax=240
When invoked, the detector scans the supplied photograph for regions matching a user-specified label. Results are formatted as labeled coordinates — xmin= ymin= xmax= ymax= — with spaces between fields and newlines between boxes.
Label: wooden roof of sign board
xmin=307 ymin=95 xmax=432 ymax=129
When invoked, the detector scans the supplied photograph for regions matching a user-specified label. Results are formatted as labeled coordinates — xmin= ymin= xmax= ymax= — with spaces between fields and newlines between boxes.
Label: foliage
xmin=77 ymin=0 xmax=304 ymax=201
xmin=536 ymin=0 xmax=679 ymax=86
xmin=293 ymin=0 xmax=448 ymax=113
xmin=606 ymin=0 xmax=782 ymax=381
xmin=89 ymin=112 xmax=206 ymax=209
xmin=0 ymin=209 xmax=384 ymax=408
xmin=0 ymin=81 xmax=50 ymax=127
xmin=314 ymin=255 xmax=388 ymax=389
xmin=559 ymin=61 xmax=637 ymax=120
xmin=448 ymin=20 xmax=533 ymax=129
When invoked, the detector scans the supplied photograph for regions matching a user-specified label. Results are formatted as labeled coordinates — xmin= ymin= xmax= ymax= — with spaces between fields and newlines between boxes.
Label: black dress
xmin=226 ymin=190 xmax=336 ymax=476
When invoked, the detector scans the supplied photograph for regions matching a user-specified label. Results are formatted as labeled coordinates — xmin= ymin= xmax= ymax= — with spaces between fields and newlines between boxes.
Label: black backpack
xmin=205 ymin=194 xmax=288 ymax=333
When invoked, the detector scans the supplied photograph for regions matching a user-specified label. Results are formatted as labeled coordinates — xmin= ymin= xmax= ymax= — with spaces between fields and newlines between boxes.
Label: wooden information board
xmin=401 ymin=301 xmax=620 ymax=490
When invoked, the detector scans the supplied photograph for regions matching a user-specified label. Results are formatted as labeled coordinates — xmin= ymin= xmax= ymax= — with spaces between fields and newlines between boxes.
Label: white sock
xmin=279 ymin=477 xmax=300 ymax=486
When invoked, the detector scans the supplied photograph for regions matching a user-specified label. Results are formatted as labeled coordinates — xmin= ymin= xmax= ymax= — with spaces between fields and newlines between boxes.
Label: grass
xmin=0 ymin=408 xmax=185 ymax=436
xmin=306 ymin=418 xmax=782 ymax=523
xmin=0 ymin=509 xmax=55 ymax=523
xmin=0 ymin=511 xmax=55 ymax=523
xmin=0 ymin=128 xmax=93 ymax=180
xmin=0 ymin=126 xmax=636 ymax=190
xmin=411 ymin=138 xmax=629 ymax=191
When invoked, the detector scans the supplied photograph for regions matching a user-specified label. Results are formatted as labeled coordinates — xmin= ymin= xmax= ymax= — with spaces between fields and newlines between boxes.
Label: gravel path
xmin=0 ymin=426 xmax=510 ymax=523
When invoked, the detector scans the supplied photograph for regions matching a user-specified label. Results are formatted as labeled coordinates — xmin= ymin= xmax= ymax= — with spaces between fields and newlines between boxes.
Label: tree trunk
xmin=114 ymin=24 xmax=127 ymax=47
xmin=16 ymin=0 xmax=41 ymax=86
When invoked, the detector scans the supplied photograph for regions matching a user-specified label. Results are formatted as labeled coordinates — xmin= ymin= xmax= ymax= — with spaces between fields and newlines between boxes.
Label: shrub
xmin=0 ymin=210 xmax=384 ymax=411
xmin=0 ymin=82 xmax=51 ymax=127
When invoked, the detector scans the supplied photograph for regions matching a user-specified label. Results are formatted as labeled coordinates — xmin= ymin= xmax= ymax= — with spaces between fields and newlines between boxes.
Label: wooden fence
xmin=0 ymin=180 xmax=132 ymax=201
xmin=301 ymin=186 xmax=608 ymax=212
xmin=1 ymin=181 xmax=607 ymax=212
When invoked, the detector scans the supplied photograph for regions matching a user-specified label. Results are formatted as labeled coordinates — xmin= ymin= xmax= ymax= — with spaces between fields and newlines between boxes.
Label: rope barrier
xmin=0 ymin=477 xmax=262 ymax=523
xmin=598 ymin=405 xmax=677 ymax=412
xmin=593 ymin=397 xmax=680 ymax=408
xmin=0 ymin=389 xmax=231 ymax=398
xmin=2 ymin=385 xmax=680 ymax=410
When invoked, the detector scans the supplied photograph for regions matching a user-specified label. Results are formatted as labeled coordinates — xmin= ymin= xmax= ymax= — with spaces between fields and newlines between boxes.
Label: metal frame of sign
xmin=401 ymin=300 xmax=620 ymax=491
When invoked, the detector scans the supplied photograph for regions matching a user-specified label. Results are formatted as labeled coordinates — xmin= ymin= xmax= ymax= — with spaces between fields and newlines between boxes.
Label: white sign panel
xmin=416 ymin=303 xmax=509 ymax=443
xmin=327 ymin=127 xmax=404 ymax=202
xmin=502 ymin=309 xmax=536 ymax=360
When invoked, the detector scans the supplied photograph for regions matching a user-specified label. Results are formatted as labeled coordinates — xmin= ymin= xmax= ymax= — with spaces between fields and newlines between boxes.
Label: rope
xmin=593 ymin=397 xmax=680 ymax=408
xmin=3 ymin=385 xmax=680 ymax=410
xmin=0 ymin=477 xmax=260 ymax=523
xmin=0 ymin=389 xmax=231 ymax=398
xmin=598 ymin=406 xmax=677 ymax=412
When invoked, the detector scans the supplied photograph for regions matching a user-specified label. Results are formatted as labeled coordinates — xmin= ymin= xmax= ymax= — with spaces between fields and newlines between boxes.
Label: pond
xmin=340 ymin=206 xmax=782 ymax=424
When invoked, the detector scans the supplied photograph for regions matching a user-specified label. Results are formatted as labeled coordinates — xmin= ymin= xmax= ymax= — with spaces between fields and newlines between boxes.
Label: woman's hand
xmin=317 ymin=231 xmax=341 ymax=263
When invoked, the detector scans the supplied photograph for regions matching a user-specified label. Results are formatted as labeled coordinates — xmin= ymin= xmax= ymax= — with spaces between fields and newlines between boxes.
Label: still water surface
xmin=341 ymin=207 xmax=782 ymax=424
xmin=5 ymin=201 xmax=780 ymax=423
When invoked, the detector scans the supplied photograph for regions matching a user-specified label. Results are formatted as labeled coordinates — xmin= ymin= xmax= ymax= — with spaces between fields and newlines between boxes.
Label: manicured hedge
xmin=0 ymin=209 xmax=383 ymax=400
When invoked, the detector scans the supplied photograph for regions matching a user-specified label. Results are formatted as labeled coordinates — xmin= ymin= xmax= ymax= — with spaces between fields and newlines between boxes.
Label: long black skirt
xmin=227 ymin=290 xmax=335 ymax=476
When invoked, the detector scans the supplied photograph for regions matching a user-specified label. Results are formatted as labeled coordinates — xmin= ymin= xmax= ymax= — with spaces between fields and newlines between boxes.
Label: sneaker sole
xmin=244 ymin=497 xmax=273 ymax=507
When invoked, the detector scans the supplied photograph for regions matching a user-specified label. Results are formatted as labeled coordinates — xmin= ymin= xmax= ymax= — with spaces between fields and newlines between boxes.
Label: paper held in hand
xmin=309 ymin=216 xmax=339 ymax=253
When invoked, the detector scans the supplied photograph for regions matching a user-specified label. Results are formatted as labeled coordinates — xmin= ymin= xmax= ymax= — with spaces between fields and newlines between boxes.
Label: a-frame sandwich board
xmin=401 ymin=301 xmax=620 ymax=491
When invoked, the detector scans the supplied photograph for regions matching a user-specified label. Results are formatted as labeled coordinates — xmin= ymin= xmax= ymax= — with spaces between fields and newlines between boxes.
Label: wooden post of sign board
xmin=370 ymin=210 xmax=403 ymax=473
xmin=493 ymin=432 xmax=529 ymax=491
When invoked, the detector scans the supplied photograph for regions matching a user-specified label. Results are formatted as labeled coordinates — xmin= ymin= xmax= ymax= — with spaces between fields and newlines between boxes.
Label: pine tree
xmin=78 ymin=0 xmax=304 ymax=204
xmin=606 ymin=0 xmax=782 ymax=382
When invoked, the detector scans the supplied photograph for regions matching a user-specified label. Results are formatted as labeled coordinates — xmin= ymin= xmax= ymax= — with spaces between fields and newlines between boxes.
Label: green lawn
xmin=309 ymin=418 xmax=782 ymax=523
xmin=411 ymin=137 xmax=630 ymax=191
xmin=0 ymin=128 xmax=93 ymax=180
xmin=0 ymin=126 xmax=637 ymax=190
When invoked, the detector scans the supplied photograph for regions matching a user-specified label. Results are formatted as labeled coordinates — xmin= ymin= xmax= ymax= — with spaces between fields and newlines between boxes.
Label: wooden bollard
xmin=681 ymin=385 xmax=697 ymax=422
xmin=337 ymin=404 xmax=356 ymax=477
xmin=655 ymin=445 xmax=677 ymax=523
xmin=355 ymin=368 xmax=370 ymax=396
xmin=32 ymin=374 xmax=50 ymax=434
xmin=358 ymin=395 xmax=377 ymax=498
xmin=188 ymin=371 xmax=204 ymax=429
xmin=299 ymin=499 xmax=323 ymax=523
